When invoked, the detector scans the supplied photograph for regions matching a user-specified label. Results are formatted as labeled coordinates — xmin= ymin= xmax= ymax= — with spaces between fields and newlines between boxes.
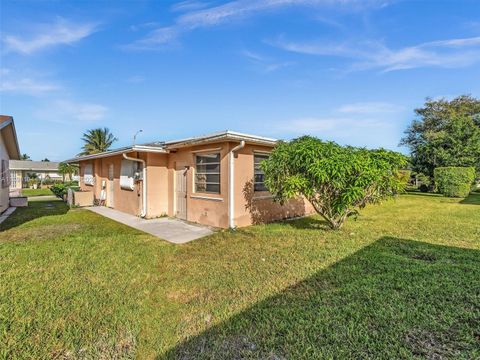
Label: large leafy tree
xmin=79 ymin=128 xmax=118 ymax=156
xmin=261 ymin=136 xmax=407 ymax=230
xmin=401 ymin=95 xmax=480 ymax=176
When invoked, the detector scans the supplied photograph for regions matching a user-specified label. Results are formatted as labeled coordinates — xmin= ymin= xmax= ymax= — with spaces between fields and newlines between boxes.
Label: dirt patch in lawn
xmin=2 ymin=223 xmax=82 ymax=243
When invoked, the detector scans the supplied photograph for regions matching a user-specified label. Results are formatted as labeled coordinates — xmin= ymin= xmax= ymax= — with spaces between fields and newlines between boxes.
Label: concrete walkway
xmin=87 ymin=206 xmax=213 ymax=244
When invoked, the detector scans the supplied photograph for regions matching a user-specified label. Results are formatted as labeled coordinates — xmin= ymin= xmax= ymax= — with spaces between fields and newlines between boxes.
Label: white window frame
xmin=254 ymin=153 xmax=269 ymax=192
xmin=83 ymin=163 xmax=95 ymax=186
xmin=120 ymin=159 xmax=136 ymax=191
xmin=195 ymin=153 xmax=221 ymax=194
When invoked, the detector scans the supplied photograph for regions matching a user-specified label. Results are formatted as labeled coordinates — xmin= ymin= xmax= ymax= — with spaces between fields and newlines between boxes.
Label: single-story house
xmin=0 ymin=115 xmax=21 ymax=213
xmin=9 ymin=160 xmax=67 ymax=191
xmin=66 ymin=131 xmax=313 ymax=228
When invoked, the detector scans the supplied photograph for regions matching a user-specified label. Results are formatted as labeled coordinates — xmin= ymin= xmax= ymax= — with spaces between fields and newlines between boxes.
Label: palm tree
xmin=58 ymin=162 xmax=78 ymax=182
xmin=79 ymin=128 xmax=118 ymax=156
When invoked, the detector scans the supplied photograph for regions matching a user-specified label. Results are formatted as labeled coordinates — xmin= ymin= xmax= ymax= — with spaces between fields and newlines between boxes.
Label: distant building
xmin=0 ymin=115 xmax=21 ymax=213
xmin=9 ymin=160 xmax=65 ymax=190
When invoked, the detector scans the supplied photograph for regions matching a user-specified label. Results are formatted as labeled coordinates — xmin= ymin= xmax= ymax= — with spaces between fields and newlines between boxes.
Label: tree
xmin=58 ymin=162 xmax=78 ymax=182
xmin=41 ymin=158 xmax=50 ymax=162
xmin=261 ymin=136 xmax=407 ymax=230
xmin=79 ymin=128 xmax=118 ymax=156
xmin=20 ymin=154 xmax=31 ymax=160
xmin=401 ymin=95 xmax=480 ymax=176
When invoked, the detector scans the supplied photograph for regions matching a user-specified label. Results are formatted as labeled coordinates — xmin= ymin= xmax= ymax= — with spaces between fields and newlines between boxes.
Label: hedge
xmin=434 ymin=167 xmax=475 ymax=198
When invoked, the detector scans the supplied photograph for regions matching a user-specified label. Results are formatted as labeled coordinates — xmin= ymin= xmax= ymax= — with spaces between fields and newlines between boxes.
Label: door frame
xmin=174 ymin=162 xmax=188 ymax=220
xmin=107 ymin=163 xmax=114 ymax=208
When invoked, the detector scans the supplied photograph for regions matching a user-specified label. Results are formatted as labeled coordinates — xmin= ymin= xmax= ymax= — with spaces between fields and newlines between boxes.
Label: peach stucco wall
xmin=80 ymin=154 xmax=144 ymax=216
xmin=232 ymin=143 xmax=314 ymax=227
xmin=78 ymin=141 xmax=313 ymax=228
xmin=165 ymin=142 xmax=231 ymax=228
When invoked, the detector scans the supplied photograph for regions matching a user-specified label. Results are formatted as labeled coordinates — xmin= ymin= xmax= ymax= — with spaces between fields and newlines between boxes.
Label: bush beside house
xmin=434 ymin=167 xmax=475 ymax=198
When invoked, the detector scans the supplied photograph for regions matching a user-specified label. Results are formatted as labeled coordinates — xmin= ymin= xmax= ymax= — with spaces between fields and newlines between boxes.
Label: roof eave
xmin=64 ymin=145 xmax=168 ymax=163
xmin=166 ymin=133 xmax=277 ymax=149
xmin=0 ymin=117 xmax=21 ymax=160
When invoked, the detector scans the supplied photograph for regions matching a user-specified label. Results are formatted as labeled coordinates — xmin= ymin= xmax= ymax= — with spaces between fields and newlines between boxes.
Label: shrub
xmin=434 ymin=167 xmax=475 ymax=198
xmin=50 ymin=183 xmax=67 ymax=198
xmin=419 ymin=184 xmax=429 ymax=193
xmin=262 ymin=136 xmax=407 ymax=229
xmin=27 ymin=179 xmax=38 ymax=188
xmin=42 ymin=177 xmax=55 ymax=185
xmin=397 ymin=170 xmax=412 ymax=185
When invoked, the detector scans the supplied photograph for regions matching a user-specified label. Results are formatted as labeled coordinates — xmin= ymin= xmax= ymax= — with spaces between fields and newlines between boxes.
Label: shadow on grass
xmin=460 ymin=193 xmax=480 ymax=205
xmin=160 ymin=237 xmax=480 ymax=359
xmin=0 ymin=198 xmax=69 ymax=231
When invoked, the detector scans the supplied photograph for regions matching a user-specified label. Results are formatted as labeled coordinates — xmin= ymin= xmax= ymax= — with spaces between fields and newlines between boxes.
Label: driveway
xmin=87 ymin=206 xmax=214 ymax=244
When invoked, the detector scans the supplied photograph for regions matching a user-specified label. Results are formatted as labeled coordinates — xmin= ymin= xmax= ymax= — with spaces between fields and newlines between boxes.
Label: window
xmin=83 ymin=164 xmax=94 ymax=186
xmin=195 ymin=153 xmax=220 ymax=194
xmin=254 ymin=153 xmax=269 ymax=192
xmin=1 ymin=160 xmax=10 ymax=188
xmin=11 ymin=171 xmax=17 ymax=189
xmin=120 ymin=159 xmax=136 ymax=191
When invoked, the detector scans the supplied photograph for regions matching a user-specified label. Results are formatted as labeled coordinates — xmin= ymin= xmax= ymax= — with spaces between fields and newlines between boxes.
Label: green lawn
xmin=21 ymin=188 xmax=53 ymax=197
xmin=1 ymin=194 xmax=479 ymax=359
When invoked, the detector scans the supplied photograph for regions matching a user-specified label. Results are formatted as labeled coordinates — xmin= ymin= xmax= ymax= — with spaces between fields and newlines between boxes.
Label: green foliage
xmin=434 ymin=167 xmax=475 ymax=198
xmin=397 ymin=170 xmax=411 ymax=185
xmin=50 ymin=183 xmax=67 ymax=198
xmin=50 ymin=182 xmax=80 ymax=198
xmin=401 ymin=95 xmax=480 ymax=176
xmin=419 ymin=184 xmax=429 ymax=193
xmin=79 ymin=127 xmax=118 ymax=156
xmin=20 ymin=153 xmax=31 ymax=160
xmin=261 ymin=136 xmax=407 ymax=229
xmin=27 ymin=178 xmax=38 ymax=188
xmin=58 ymin=162 xmax=79 ymax=181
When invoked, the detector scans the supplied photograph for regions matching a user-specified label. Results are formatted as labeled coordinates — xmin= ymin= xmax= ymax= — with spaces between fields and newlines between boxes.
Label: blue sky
xmin=1 ymin=0 xmax=479 ymax=161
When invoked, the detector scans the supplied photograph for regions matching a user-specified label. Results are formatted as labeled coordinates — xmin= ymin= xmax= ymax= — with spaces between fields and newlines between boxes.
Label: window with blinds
xmin=195 ymin=153 xmax=220 ymax=194
xmin=254 ymin=153 xmax=269 ymax=192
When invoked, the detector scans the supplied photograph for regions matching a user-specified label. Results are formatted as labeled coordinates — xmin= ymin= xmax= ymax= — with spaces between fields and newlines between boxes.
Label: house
xmin=0 ymin=116 xmax=21 ymax=213
xmin=9 ymin=160 xmax=66 ymax=191
xmin=66 ymin=131 xmax=313 ymax=228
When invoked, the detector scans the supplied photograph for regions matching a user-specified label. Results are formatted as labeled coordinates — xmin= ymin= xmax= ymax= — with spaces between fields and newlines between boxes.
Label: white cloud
xmin=0 ymin=68 xmax=60 ymax=95
xmin=241 ymin=49 xmax=293 ymax=72
xmin=2 ymin=18 xmax=98 ymax=55
xmin=337 ymin=102 xmax=404 ymax=114
xmin=127 ymin=0 xmax=390 ymax=49
xmin=171 ymin=1 xmax=210 ymax=12
xmin=35 ymin=100 xmax=108 ymax=123
xmin=271 ymin=35 xmax=480 ymax=72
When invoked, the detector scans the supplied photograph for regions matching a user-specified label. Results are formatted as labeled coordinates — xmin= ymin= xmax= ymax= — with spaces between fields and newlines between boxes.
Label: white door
xmin=175 ymin=165 xmax=187 ymax=220
xmin=107 ymin=164 xmax=114 ymax=208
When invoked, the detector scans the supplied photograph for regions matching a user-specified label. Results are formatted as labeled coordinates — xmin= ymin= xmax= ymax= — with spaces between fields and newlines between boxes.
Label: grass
xmin=1 ymin=193 xmax=479 ymax=359
xmin=21 ymin=188 xmax=53 ymax=197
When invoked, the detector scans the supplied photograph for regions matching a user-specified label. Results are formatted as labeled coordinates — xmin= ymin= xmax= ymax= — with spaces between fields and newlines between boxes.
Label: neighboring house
xmin=0 ymin=115 xmax=21 ymax=213
xmin=9 ymin=160 xmax=65 ymax=191
xmin=66 ymin=131 xmax=313 ymax=228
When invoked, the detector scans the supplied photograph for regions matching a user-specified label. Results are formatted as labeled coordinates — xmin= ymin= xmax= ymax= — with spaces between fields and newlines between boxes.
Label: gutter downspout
xmin=123 ymin=153 xmax=147 ymax=218
xmin=229 ymin=141 xmax=245 ymax=229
